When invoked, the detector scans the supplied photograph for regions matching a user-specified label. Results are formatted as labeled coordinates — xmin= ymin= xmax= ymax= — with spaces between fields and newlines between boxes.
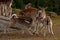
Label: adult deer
xmin=20 ymin=8 xmax=39 ymax=34
xmin=8 ymin=7 xmax=39 ymax=35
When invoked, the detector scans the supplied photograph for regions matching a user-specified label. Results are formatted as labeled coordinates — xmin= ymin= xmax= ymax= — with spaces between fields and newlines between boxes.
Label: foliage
xmin=46 ymin=11 xmax=58 ymax=18
xmin=12 ymin=0 xmax=60 ymax=15
xmin=12 ymin=8 xmax=21 ymax=15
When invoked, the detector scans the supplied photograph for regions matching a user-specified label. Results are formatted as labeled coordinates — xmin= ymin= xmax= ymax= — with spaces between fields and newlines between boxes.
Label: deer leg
xmin=50 ymin=25 xmax=54 ymax=37
xmin=43 ymin=26 xmax=47 ymax=37
xmin=33 ymin=20 xmax=39 ymax=34
xmin=32 ymin=20 xmax=36 ymax=33
xmin=24 ymin=27 xmax=33 ymax=35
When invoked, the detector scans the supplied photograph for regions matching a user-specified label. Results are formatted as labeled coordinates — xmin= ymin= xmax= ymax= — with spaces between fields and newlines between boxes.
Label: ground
xmin=0 ymin=16 xmax=60 ymax=40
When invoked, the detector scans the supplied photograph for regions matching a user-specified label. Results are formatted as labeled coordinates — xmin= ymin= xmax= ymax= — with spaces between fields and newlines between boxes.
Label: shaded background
xmin=12 ymin=0 xmax=60 ymax=15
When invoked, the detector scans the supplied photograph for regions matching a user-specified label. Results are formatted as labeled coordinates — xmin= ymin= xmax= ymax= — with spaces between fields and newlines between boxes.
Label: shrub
xmin=46 ymin=11 xmax=58 ymax=18
xmin=12 ymin=8 xmax=21 ymax=15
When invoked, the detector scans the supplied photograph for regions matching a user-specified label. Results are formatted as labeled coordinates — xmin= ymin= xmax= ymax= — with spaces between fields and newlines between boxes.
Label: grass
xmin=0 ymin=16 xmax=60 ymax=40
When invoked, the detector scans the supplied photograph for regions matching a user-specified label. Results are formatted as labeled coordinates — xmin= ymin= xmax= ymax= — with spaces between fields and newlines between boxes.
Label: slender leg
xmin=40 ymin=23 xmax=45 ymax=34
xmin=50 ymin=25 xmax=54 ymax=37
xmin=43 ymin=26 xmax=47 ymax=37
xmin=33 ymin=20 xmax=39 ymax=35
xmin=40 ymin=26 xmax=45 ymax=33
xmin=21 ymin=30 xmax=25 ymax=34
xmin=48 ymin=25 xmax=51 ymax=33
xmin=35 ymin=20 xmax=39 ymax=34
xmin=32 ymin=20 xmax=37 ymax=33
xmin=48 ymin=23 xmax=56 ymax=40
xmin=25 ymin=28 xmax=33 ymax=35
xmin=28 ymin=27 xmax=33 ymax=32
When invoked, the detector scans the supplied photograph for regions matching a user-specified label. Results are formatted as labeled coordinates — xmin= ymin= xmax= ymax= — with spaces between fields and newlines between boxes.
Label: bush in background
xmin=46 ymin=11 xmax=58 ymax=18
